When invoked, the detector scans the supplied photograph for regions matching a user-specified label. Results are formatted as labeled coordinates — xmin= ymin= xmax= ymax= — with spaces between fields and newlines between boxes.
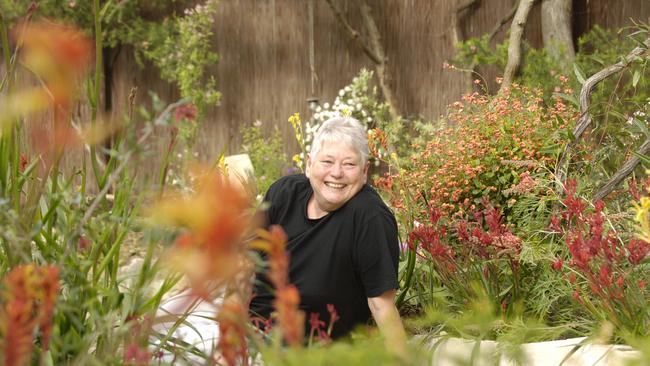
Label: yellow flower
xmin=634 ymin=196 xmax=650 ymax=243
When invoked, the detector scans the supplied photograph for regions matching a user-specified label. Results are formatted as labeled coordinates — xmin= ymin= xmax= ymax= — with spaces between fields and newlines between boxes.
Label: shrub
xmin=240 ymin=121 xmax=290 ymax=195
xmin=377 ymin=82 xmax=577 ymax=221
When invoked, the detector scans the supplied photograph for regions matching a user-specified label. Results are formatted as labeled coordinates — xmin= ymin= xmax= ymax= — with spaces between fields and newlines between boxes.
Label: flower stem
xmin=90 ymin=0 xmax=103 ymax=189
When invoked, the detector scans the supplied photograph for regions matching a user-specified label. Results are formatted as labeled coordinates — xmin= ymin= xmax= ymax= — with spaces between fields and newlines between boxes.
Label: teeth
xmin=325 ymin=182 xmax=345 ymax=189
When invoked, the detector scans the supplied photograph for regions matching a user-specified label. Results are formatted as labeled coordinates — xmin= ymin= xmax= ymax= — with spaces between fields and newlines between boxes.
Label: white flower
xmin=323 ymin=103 xmax=330 ymax=109
xmin=347 ymin=99 xmax=353 ymax=105
xmin=338 ymin=90 xmax=345 ymax=97
xmin=367 ymin=117 xmax=372 ymax=122
xmin=356 ymin=103 xmax=362 ymax=110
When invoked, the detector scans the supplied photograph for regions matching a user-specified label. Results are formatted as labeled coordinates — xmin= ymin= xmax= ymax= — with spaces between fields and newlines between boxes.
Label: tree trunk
xmin=501 ymin=0 xmax=535 ymax=90
xmin=541 ymin=0 xmax=575 ymax=72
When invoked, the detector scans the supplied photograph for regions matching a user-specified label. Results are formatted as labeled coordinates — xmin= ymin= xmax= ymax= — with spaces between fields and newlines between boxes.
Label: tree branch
xmin=324 ymin=0 xmax=381 ymax=64
xmin=358 ymin=0 xmax=401 ymax=119
xmin=487 ymin=3 xmax=517 ymax=43
xmin=555 ymin=37 xmax=650 ymax=187
xmin=501 ymin=0 xmax=535 ymax=90
xmin=592 ymin=139 xmax=650 ymax=202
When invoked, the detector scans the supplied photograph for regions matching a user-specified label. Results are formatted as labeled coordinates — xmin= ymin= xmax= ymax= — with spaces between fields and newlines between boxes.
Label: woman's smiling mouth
xmin=325 ymin=182 xmax=346 ymax=189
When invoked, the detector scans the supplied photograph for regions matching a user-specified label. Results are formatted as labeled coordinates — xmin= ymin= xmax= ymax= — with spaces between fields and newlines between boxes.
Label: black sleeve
xmin=354 ymin=212 xmax=400 ymax=298
xmin=262 ymin=178 xmax=280 ymax=226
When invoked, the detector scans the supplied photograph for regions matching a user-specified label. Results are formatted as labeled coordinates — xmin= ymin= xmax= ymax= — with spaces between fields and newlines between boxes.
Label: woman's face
xmin=306 ymin=140 xmax=368 ymax=217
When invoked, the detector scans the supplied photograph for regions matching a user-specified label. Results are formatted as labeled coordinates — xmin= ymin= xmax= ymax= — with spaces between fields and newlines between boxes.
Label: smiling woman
xmin=249 ymin=117 xmax=406 ymax=353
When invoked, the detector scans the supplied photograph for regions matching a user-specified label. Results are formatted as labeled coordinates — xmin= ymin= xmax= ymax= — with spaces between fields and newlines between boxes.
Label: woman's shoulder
xmin=265 ymin=174 xmax=309 ymax=200
xmin=346 ymin=185 xmax=393 ymax=216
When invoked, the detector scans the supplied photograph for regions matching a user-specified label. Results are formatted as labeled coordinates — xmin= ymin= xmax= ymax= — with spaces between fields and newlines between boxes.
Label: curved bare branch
xmin=555 ymin=37 xmax=650 ymax=187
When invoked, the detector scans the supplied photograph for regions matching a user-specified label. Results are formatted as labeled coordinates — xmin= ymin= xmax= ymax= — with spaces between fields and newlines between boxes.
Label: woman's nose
xmin=330 ymin=163 xmax=343 ymax=177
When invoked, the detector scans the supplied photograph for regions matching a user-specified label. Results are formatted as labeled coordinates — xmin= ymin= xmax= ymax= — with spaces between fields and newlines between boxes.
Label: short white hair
xmin=309 ymin=116 xmax=369 ymax=165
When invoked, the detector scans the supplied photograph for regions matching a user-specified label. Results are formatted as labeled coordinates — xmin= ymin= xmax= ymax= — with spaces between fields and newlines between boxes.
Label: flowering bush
xmin=550 ymin=180 xmax=650 ymax=336
xmin=377 ymin=82 xmax=577 ymax=220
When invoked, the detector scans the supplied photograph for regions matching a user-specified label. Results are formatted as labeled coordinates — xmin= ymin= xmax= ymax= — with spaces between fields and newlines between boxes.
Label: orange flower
xmin=0 ymin=264 xmax=60 ymax=366
xmin=13 ymin=20 xmax=92 ymax=111
xmin=273 ymin=285 xmax=305 ymax=347
xmin=251 ymin=226 xmax=305 ymax=346
xmin=151 ymin=167 xmax=256 ymax=300
xmin=217 ymin=299 xmax=249 ymax=366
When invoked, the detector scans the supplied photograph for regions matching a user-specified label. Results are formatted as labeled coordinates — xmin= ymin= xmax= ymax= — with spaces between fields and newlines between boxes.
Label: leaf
xmin=632 ymin=117 xmax=650 ymax=141
xmin=632 ymin=70 xmax=641 ymax=88
xmin=573 ymin=64 xmax=586 ymax=85
xmin=633 ymin=151 xmax=650 ymax=167
xmin=498 ymin=284 xmax=513 ymax=297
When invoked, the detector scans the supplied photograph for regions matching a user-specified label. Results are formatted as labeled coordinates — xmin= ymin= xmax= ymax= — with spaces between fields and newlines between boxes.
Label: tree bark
xmin=325 ymin=0 xmax=401 ymax=120
xmin=501 ymin=0 xmax=535 ymax=90
xmin=541 ymin=0 xmax=575 ymax=72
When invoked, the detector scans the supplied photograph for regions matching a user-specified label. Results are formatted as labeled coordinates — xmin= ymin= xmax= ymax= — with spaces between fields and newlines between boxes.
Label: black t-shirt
xmin=249 ymin=174 xmax=399 ymax=339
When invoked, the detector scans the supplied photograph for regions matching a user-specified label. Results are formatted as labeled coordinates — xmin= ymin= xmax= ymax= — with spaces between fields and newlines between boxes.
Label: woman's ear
xmin=362 ymin=161 xmax=369 ymax=183
xmin=305 ymin=154 xmax=312 ymax=178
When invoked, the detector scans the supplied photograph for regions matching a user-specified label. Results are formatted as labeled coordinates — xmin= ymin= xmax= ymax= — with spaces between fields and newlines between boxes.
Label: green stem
xmin=396 ymin=241 xmax=417 ymax=307
xmin=158 ymin=134 xmax=177 ymax=196
xmin=0 ymin=13 xmax=13 ymax=93
xmin=90 ymin=0 xmax=103 ymax=189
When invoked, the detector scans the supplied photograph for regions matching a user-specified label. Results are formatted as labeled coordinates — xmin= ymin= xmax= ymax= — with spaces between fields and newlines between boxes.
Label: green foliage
xmin=122 ymin=1 xmax=221 ymax=112
xmin=0 ymin=0 xmax=221 ymax=114
xmin=258 ymin=332 xmax=426 ymax=366
xmin=240 ymin=121 xmax=290 ymax=195
xmin=452 ymin=34 xmax=566 ymax=100
xmin=0 ymin=109 xmax=181 ymax=363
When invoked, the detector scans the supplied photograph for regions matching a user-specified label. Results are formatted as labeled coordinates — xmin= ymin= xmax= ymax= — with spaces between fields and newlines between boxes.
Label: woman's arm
xmin=367 ymin=289 xmax=408 ymax=359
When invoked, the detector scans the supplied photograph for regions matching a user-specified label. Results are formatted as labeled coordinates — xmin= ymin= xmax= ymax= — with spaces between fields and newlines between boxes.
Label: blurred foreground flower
xmin=14 ymin=19 xmax=92 ymax=113
xmin=217 ymin=299 xmax=249 ymax=366
xmin=0 ymin=264 xmax=60 ymax=366
xmin=149 ymin=167 xmax=257 ymax=301
xmin=1 ymin=20 xmax=92 ymax=134
xmin=251 ymin=226 xmax=305 ymax=347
